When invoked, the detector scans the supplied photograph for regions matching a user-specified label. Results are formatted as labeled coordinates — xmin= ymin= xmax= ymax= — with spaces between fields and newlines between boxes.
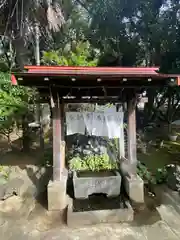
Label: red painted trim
xmin=24 ymin=65 xmax=159 ymax=73
xmin=11 ymin=74 xmax=17 ymax=85
xmin=177 ymin=76 xmax=180 ymax=86
xmin=23 ymin=66 xmax=163 ymax=77
xmin=24 ymin=65 xmax=159 ymax=70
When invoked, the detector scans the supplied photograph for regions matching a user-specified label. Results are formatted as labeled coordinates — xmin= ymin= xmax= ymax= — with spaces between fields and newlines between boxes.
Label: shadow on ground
xmin=0 ymin=135 xmax=52 ymax=211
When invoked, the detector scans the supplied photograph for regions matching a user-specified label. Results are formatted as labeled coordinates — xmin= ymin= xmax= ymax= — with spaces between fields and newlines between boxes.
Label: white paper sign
xmin=83 ymin=112 xmax=93 ymax=135
xmin=66 ymin=112 xmax=85 ymax=135
xmin=92 ymin=113 xmax=103 ymax=136
xmin=105 ymin=112 xmax=123 ymax=138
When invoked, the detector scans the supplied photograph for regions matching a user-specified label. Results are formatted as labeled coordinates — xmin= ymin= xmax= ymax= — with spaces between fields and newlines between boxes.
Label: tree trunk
xmin=167 ymin=89 xmax=173 ymax=134
xmin=12 ymin=37 xmax=30 ymax=70
xmin=144 ymin=89 xmax=156 ymax=124
xmin=38 ymin=103 xmax=44 ymax=150
xmin=22 ymin=115 xmax=31 ymax=152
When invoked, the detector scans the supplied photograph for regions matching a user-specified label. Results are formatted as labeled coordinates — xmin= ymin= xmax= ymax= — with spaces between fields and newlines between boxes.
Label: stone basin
xmin=73 ymin=170 xmax=121 ymax=199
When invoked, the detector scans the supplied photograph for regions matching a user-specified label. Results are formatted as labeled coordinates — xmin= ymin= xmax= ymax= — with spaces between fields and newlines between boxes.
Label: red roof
xmin=24 ymin=66 xmax=161 ymax=76
xmin=11 ymin=66 xmax=180 ymax=86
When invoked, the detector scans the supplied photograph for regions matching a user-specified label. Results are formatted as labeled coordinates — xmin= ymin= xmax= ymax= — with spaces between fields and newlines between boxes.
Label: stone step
xmin=153 ymin=186 xmax=180 ymax=238
xmin=157 ymin=204 xmax=180 ymax=238
xmin=142 ymin=220 xmax=179 ymax=240
xmin=159 ymin=186 xmax=180 ymax=216
xmin=67 ymin=198 xmax=134 ymax=227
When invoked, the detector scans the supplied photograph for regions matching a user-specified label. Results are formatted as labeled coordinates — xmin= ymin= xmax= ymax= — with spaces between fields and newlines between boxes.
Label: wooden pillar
xmin=52 ymin=103 xmax=61 ymax=181
xmin=60 ymin=102 xmax=65 ymax=141
xmin=39 ymin=104 xmax=44 ymax=150
xmin=52 ymin=100 xmax=65 ymax=181
xmin=118 ymin=105 xmax=125 ymax=158
xmin=60 ymin=102 xmax=65 ymax=171
xmin=127 ymin=94 xmax=137 ymax=175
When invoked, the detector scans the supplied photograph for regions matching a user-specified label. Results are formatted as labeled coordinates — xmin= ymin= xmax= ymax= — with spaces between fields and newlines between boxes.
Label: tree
xmin=42 ymin=40 xmax=99 ymax=66
xmin=0 ymin=71 xmax=37 ymax=149
xmin=1 ymin=0 xmax=180 ymax=133
xmin=79 ymin=0 xmax=180 ymax=68
xmin=0 ymin=0 xmax=65 ymax=69
xmin=87 ymin=0 xmax=140 ymax=66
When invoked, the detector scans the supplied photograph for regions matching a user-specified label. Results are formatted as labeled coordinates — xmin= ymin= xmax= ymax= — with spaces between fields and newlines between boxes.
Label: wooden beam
xmin=40 ymin=87 xmax=125 ymax=97
xmin=17 ymin=75 xmax=169 ymax=88
xmin=127 ymin=93 xmax=137 ymax=175
xmin=39 ymin=98 xmax=122 ymax=104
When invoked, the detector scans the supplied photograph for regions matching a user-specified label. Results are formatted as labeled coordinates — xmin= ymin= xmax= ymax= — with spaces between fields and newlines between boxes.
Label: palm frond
xmin=47 ymin=3 xmax=65 ymax=31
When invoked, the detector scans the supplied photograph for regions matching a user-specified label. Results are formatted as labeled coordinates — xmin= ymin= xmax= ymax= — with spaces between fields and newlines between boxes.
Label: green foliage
xmin=1 ymin=0 xmax=180 ymax=71
xmin=0 ymin=165 xmax=10 ymax=184
xmin=42 ymin=41 xmax=98 ymax=66
xmin=42 ymin=148 xmax=53 ymax=167
xmin=159 ymin=49 xmax=180 ymax=74
xmin=41 ymin=51 xmax=69 ymax=66
xmin=69 ymin=156 xmax=85 ymax=170
xmin=137 ymin=161 xmax=168 ymax=185
xmin=0 ymin=72 xmax=37 ymax=141
xmin=155 ymin=167 xmax=168 ymax=184
xmin=69 ymin=153 xmax=117 ymax=171
xmin=153 ymin=86 xmax=180 ymax=127
xmin=137 ymin=162 xmax=156 ymax=184
xmin=0 ymin=166 xmax=9 ymax=179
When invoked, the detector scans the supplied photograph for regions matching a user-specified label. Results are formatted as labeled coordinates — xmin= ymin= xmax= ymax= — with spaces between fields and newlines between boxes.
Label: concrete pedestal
xmin=47 ymin=171 xmax=68 ymax=211
xmin=124 ymin=174 xmax=144 ymax=203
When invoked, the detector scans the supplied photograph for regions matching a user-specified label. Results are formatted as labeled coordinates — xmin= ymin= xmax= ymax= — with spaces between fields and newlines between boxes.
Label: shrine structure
xmin=11 ymin=66 xmax=180 ymax=225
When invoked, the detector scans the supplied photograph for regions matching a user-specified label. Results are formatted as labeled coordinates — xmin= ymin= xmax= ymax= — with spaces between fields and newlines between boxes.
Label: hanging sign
xmin=83 ymin=112 xmax=93 ymax=135
xmin=105 ymin=112 xmax=123 ymax=139
xmin=66 ymin=112 xmax=85 ymax=135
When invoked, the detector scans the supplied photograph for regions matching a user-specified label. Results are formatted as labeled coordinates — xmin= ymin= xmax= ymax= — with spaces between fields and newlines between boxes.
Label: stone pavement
xmin=0 ymin=188 xmax=180 ymax=240
xmin=0 ymin=215 xmax=179 ymax=240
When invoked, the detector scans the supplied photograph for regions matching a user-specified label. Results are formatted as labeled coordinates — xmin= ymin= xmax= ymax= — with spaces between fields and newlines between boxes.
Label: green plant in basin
xmin=69 ymin=156 xmax=86 ymax=170
xmin=69 ymin=154 xmax=117 ymax=172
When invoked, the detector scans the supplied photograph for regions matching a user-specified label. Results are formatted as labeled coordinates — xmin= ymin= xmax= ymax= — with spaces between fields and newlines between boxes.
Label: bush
xmin=156 ymin=167 xmax=168 ymax=184
xmin=137 ymin=162 xmax=156 ymax=184
xmin=137 ymin=161 xmax=168 ymax=185
xmin=42 ymin=148 xmax=53 ymax=167
xmin=0 ymin=165 xmax=10 ymax=184
xmin=69 ymin=153 xmax=118 ymax=171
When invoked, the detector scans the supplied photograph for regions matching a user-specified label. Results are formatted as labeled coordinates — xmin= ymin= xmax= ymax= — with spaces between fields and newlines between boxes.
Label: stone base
xmin=124 ymin=174 xmax=144 ymax=203
xmin=67 ymin=198 xmax=134 ymax=227
xmin=47 ymin=171 xmax=68 ymax=211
